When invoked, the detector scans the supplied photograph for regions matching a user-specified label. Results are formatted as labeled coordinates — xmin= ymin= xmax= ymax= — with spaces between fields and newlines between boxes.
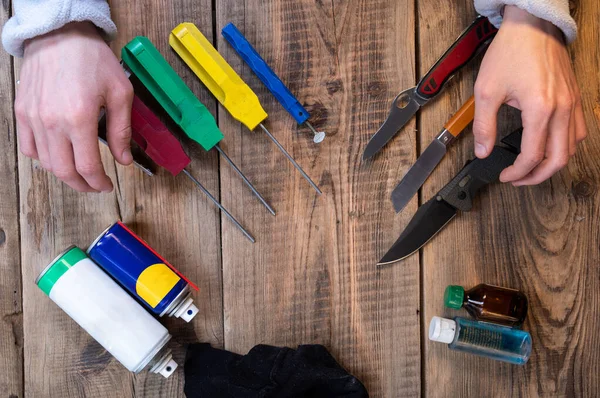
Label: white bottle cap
xmin=429 ymin=316 xmax=457 ymax=344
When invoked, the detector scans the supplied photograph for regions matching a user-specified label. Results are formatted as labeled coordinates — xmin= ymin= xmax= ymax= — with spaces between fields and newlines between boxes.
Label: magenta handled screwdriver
xmin=221 ymin=23 xmax=325 ymax=144
xmin=129 ymin=95 xmax=255 ymax=242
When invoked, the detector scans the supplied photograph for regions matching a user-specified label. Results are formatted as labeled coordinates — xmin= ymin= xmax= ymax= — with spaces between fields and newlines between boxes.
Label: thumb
xmin=473 ymin=84 xmax=503 ymax=158
xmin=105 ymin=82 xmax=134 ymax=166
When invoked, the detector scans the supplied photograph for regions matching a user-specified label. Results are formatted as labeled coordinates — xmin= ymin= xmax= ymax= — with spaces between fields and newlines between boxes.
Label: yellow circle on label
xmin=136 ymin=263 xmax=181 ymax=308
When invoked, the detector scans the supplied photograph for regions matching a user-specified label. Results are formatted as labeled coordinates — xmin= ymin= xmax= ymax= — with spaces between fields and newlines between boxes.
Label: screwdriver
xmin=98 ymin=108 xmax=155 ymax=176
xmin=130 ymin=94 xmax=255 ymax=242
xmin=221 ymin=22 xmax=325 ymax=144
xmin=121 ymin=36 xmax=275 ymax=216
xmin=169 ymin=23 xmax=322 ymax=195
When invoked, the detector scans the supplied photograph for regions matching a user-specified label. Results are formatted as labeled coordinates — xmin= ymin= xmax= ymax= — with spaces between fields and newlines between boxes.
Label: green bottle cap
xmin=444 ymin=285 xmax=465 ymax=309
xmin=36 ymin=246 xmax=87 ymax=296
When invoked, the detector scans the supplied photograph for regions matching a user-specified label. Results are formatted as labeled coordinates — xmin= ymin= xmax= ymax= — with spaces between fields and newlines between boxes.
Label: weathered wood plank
xmin=421 ymin=0 xmax=600 ymax=397
xmin=217 ymin=0 xmax=420 ymax=395
xmin=0 ymin=2 xmax=23 ymax=397
xmin=17 ymin=1 xmax=221 ymax=396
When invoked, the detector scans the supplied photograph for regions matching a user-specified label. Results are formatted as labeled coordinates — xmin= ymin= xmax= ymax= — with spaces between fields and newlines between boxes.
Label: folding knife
xmin=363 ymin=16 xmax=497 ymax=160
xmin=378 ymin=128 xmax=523 ymax=265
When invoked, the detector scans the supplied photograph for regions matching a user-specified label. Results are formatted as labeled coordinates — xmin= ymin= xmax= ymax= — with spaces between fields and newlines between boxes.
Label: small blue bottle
xmin=429 ymin=316 xmax=532 ymax=365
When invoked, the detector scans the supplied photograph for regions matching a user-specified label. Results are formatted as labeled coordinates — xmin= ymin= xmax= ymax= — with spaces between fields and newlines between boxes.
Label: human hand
xmin=15 ymin=21 xmax=133 ymax=192
xmin=473 ymin=5 xmax=586 ymax=186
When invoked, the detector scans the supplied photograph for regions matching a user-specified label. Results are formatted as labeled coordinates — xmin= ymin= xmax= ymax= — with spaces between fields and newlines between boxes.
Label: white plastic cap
xmin=150 ymin=351 xmax=178 ymax=378
xmin=158 ymin=358 xmax=178 ymax=378
xmin=429 ymin=316 xmax=457 ymax=344
xmin=174 ymin=296 xmax=199 ymax=322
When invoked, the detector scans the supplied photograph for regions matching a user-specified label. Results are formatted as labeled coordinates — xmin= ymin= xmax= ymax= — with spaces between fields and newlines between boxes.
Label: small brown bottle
xmin=444 ymin=284 xmax=528 ymax=326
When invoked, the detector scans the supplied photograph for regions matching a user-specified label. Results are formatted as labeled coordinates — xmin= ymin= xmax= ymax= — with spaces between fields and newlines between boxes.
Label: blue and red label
xmin=88 ymin=222 xmax=196 ymax=315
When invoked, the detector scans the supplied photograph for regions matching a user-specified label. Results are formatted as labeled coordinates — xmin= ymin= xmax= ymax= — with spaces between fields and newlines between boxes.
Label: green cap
xmin=36 ymin=246 xmax=87 ymax=296
xmin=444 ymin=285 xmax=465 ymax=309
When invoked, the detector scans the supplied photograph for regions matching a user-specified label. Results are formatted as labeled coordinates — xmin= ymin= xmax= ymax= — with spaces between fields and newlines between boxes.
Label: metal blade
xmin=363 ymin=87 xmax=421 ymax=160
xmin=377 ymin=197 xmax=457 ymax=265
xmin=391 ymin=138 xmax=448 ymax=213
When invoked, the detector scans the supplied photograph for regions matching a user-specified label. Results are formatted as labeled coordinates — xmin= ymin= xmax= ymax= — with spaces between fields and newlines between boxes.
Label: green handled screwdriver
xmin=121 ymin=36 xmax=275 ymax=216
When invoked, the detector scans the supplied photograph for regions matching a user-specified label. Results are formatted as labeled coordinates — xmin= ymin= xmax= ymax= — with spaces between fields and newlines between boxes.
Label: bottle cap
xmin=429 ymin=316 xmax=457 ymax=344
xmin=444 ymin=285 xmax=465 ymax=309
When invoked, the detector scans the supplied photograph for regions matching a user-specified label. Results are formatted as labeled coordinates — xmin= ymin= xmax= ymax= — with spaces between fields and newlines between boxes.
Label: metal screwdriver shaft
xmin=258 ymin=124 xmax=322 ymax=195
xmin=182 ymin=169 xmax=255 ymax=242
xmin=215 ymin=145 xmax=276 ymax=215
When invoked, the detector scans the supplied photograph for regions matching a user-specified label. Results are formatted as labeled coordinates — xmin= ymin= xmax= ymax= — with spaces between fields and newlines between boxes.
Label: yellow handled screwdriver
xmin=169 ymin=23 xmax=321 ymax=195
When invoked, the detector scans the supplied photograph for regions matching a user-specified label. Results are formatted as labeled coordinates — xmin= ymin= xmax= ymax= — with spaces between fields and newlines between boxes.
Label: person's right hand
xmin=15 ymin=21 xmax=133 ymax=192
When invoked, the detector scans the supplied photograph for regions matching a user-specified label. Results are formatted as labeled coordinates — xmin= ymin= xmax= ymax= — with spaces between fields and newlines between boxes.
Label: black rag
xmin=184 ymin=343 xmax=369 ymax=398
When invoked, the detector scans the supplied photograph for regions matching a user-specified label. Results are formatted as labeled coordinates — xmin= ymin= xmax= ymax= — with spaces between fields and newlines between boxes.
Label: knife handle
xmin=416 ymin=16 xmax=497 ymax=99
xmin=439 ymin=133 xmax=521 ymax=212
xmin=444 ymin=96 xmax=475 ymax=136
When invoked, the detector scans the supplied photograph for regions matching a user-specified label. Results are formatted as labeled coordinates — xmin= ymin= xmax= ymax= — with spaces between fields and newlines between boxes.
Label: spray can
xmin=87 ymin=221 xmax=199 ymax=322
xmin=36 ymin=246 xmax=178 ymax=377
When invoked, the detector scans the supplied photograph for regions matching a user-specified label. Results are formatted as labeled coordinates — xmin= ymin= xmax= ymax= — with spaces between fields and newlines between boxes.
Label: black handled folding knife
xmin=377 ymin=128 xmax=523 ymax=265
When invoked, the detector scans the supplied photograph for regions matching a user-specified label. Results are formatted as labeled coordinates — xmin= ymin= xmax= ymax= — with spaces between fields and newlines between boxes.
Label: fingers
xmin=473 ymin=80 xmax=504 ymax=158
xmin=105 ymin=78 xmax=134 ymax=166
xmin=573 ymin=96 xmax=587 ymax=144
xmin=499 ymin=98 xmax=552 ymax=183
xmin=70 ymin=116 xmax=114 ymax=193
xmin=14 ymin=100 xmax=38 ymax=159
xmin=512 ymin=99 xmax=571 ymax=186
xmin=48 ymin=134 xmax=97 ymax=192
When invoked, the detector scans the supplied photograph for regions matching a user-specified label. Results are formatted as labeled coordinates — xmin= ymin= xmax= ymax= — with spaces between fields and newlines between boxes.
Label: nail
xmin=475 ymin=142 xmax=487 ymax=157
xmin=122 ymin=148 xmax=133 ymax=164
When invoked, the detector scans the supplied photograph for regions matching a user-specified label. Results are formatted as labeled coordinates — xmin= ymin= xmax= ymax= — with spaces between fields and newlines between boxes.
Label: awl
xmin=391 ymin=96 xmax=475 ymax=213
xmin=130 ymin=94 xmax=255 ymax=242
xmin=363 ymin=16 xmax=497 ymax=160
xmin=121 ymin=36 xmax=275 ymax=215
xmin=379 ymin=128 xmax=522 ymax=265
xmin=221 ymin=22 xmax=325 ymax=144
xmin=169 ymin=23 xmax=321 ymax=195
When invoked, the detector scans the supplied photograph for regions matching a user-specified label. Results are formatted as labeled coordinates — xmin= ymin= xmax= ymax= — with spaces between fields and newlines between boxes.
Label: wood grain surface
xmin=0 ymin=2 xmax=23 ymax=398
xmin=2 ymin=0 xmax=599 ymax=397
xmin=216 ymin=0 xmax=420 ymax=395
xmin=420 ymin=1 xmax=600 ymax=397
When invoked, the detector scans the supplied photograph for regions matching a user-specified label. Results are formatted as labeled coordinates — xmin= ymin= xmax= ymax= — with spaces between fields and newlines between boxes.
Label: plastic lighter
xmin=221 ymin=23 xmax=324 ymax=143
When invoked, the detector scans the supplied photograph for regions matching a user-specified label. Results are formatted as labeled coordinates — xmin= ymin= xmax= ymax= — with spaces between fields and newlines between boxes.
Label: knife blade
xmin=378 ymin=128 xmax=523 ymax=266
xmin=391 ymin=96 xmax=475 ymax=213
xmin=363 ymin=16 xmax=497 ymax=160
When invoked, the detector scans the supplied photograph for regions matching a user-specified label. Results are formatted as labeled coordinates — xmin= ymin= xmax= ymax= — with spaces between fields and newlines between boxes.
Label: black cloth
xmin=184 ymin=343 xmax=369 ymax=398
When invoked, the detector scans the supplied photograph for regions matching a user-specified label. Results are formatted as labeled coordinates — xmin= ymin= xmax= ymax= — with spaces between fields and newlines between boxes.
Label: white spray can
xmin=36 ymin=246 xmax=178 ymax=377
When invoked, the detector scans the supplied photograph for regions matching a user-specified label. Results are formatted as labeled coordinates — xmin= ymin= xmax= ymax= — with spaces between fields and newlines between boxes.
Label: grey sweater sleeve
xmin=475 ymin=0 xmax=577 ymax=43
xmin=2 ymin=0 xmax=117 ymax=57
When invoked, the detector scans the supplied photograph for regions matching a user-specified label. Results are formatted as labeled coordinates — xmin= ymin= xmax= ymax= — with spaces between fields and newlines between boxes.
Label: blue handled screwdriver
xmin=221 ymin=23 xmax=325 ymax=144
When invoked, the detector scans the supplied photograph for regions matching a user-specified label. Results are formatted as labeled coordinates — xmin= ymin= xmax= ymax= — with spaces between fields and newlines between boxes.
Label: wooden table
xmin=1 ymin=0 xmax=599 ymax=396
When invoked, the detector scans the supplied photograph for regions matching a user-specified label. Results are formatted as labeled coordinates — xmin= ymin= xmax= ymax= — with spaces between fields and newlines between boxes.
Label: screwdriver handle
xmin=130 ymin=95 xmax=191 ymax=176
xmin=222 ymin=23 xmax=310 ymax=125
xmin=122 ymin=36 xmax=223 ymax=151
xmin=170 ymin=23 xmax=267 ymax=131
